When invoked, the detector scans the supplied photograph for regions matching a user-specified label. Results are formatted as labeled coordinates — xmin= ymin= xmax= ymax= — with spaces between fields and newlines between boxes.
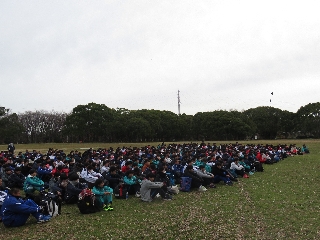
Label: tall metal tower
xmin=177 ymin=90 xmax=181 ymax=115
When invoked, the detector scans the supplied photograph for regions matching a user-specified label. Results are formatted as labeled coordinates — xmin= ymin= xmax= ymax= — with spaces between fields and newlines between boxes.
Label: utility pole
xmin=177 ymin=90 xmax=181 ymax=115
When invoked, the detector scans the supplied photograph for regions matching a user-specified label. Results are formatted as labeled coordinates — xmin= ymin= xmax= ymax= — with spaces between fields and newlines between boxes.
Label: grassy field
xmin=1 ymin=140 xmax=320 ymax=239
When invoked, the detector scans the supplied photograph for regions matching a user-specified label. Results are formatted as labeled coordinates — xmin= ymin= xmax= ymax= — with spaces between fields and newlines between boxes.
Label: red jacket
xmin=52 ymin=167 xmax=69 ymax=176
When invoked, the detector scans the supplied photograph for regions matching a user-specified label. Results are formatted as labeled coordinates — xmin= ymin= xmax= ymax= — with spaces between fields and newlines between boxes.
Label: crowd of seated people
xmin=0 ymin=142 xmax=309 ymax=226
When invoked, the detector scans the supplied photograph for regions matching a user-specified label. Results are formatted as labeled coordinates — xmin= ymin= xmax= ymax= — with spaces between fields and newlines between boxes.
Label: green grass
xmin=1 ymin=140 xmax=320 ymax=239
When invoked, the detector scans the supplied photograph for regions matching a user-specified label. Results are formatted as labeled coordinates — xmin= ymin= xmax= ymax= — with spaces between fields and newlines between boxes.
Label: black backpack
xmin=77 ymin=189 xmax=100 ymax=214
xmin=254 ymin=162 xmax=264 ymax=172
xmin=33 ymin=192 xmax=59 ymax=217
xmin=114 ymin=184 xmax=128 ymax=199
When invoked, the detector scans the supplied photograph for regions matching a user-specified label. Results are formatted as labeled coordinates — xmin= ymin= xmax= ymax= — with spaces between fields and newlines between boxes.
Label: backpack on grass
xmin=114 ymin=184 xmax=128 ymax=199
xmin=254 ymin=161 xmax=264 ymax=172
xmin=32 ymin=191 xmax=59 ymax=217
xmin=180 ymin=177 xmax=192 ymax=192
xmin=77 ymin=188 xmax=100 ymax=214
xmin=40 ymin=192 xmax=59 ymax=217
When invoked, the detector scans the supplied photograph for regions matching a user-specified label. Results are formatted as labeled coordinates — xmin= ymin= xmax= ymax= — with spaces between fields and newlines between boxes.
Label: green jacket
xmin=92 ymin=186 xmax=113 ymax=204
xmin=239 ymin=161 xmax=250 ymax=170
xmin=124 ymin=175 xmax=140 ymax=185
xmin=23 ymin=175 xmax=44 ymax=193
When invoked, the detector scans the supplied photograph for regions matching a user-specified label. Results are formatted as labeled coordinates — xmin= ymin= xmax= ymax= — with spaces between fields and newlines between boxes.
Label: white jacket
xmin=230 ymin=162 xmax=244 ymax=171
xmin=80 ymin=168 xmax=102 ymax=183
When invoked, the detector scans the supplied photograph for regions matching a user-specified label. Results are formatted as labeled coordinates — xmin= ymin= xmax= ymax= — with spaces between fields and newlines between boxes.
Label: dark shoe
xmin=164 ymin=194 xmax=173 ymax=201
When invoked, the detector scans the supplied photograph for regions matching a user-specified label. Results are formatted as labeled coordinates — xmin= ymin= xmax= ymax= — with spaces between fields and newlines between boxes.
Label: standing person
xmin=1 ymin=188 xmax=51 ymax=227
xmin=7 ymin=143 xmax=15 ymax=155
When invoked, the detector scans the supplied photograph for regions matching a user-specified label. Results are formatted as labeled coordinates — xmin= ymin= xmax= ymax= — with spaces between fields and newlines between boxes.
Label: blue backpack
xmin=180 ymin=177 xmax=192 ymax=192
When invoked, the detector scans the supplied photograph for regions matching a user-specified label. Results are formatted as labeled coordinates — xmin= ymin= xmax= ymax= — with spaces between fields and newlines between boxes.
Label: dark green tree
xmin=295 ymin=102 xmax=320 ymax=138
xmin=125 ymin=117 xmax=152 ymax=142
xmin=193 ymin=110 xmax=251 ymax=141
xmin=177 ymin=114 xmax=194 ymax=141
xmin=243 ymin=106 xmax=283 ymax=139
xmin=278 ymin=110 xmax=296 ymax=138
xmin=63 ymin=103 xmax=116 ymax=142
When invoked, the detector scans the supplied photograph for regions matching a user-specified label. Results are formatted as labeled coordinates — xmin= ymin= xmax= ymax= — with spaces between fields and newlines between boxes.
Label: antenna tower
xmin=177 ymin=90 xmax=181 ymax=115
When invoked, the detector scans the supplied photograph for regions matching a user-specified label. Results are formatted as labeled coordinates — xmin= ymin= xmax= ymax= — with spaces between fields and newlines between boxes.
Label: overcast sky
xmin=1 ymin=0 xmax=320 ymax=115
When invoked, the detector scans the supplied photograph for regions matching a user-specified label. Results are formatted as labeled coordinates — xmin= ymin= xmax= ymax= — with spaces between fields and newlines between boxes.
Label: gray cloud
xmin=1 ymin=0 xmax=319 ymax=115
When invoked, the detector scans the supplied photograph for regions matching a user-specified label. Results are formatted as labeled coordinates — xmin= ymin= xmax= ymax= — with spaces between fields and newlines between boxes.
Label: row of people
xmin=1 ymin=142 xmax=304 ymax=228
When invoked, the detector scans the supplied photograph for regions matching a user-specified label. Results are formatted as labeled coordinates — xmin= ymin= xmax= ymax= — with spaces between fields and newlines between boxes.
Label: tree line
xmin=0 ymin=102 xmax=319 ymax=144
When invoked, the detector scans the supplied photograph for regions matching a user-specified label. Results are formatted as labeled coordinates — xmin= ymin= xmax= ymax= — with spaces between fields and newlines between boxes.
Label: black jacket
xmin=8 ymin=173 xmax=25 ymax=188
xmin=211 ymin=166 xmax=227 ymax=177
xmin=183 ymin=169 xmax=203 ymax=183
xmin=105 ymin=172 xmax=121 ymax=189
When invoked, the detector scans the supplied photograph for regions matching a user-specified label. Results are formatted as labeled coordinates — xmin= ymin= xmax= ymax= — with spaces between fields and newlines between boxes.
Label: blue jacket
xmin=172 ymin=164 xmax=184 ymax=174
xmin=37 ymin=167 xmax=52 ymax=179
xmin=1 ymin=194 xmax=41 ymax=227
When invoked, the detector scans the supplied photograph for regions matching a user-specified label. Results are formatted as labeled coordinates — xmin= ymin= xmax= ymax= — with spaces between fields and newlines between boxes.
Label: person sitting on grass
xmin=121 ymin=161 xmax=133 ymax=174
xmin=123 ymin=170 xmax=141 ymax=197
xmin=23 ymin=169 xmax=45 ymax=196
xmin=8 ymin=167 xmax=25 ymax=189
xmin=1 ymin=167 xmax=13 ymax=189
xmin=230 ymin=157 xmax=248 ymax=178
xmin=141 ymin=160 xmax=151 ymax=174
xmin=171 ymin=159 xmax=184 ymax=184
xmin=51 ymin=164 xmax=69 ymax=177
xmin=183 ymin=165 xmax=207 ymax=192
xmin=1 ymin=188 xmax=51 ymax=227
xmin=0 ymin=177 xmax=8 ymax=222
xmin=301 ymin=144 xmax=310 ymax=154
xmin=104 ymin=166 xmax=122 ymax=190
xmin=140 ymin=173 xmax=172 ymax=202
xmin=195 ymin=165 xmax=216 ymax=188
xmin=211 ymin=162 xmax=233 ymax=186
xmin=49 ymin=172 xmax=61 ymax=193
xmin=65 ymin=173 xmax=87 ymax=204
xmin=92 ymin=178 xmax=114 ymax=211
xmin=238 ymin=158 xmax=253 ymax=175
xmin=100 ymin=160 xmax=110 ymax=176
xmin=37 ymin=162 xmax=52 ymax=183
xmin=81 ymin=165 xmax=103 ymax=189
xmin=155 ymin=166 xmax=172 ymax=193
